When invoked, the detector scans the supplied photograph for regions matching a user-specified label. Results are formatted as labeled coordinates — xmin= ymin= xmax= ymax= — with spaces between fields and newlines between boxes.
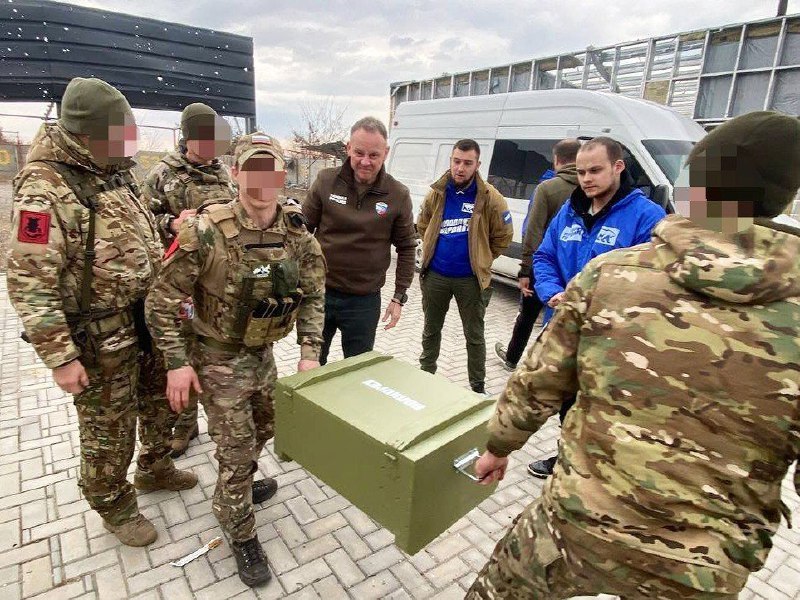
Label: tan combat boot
xmin=170 ymin=422 xmax=199 ymax=458
xmin=103 ymin=514 xmax=157 ymax=546
xmin=134 ymin=460 xmax=198 ymax=493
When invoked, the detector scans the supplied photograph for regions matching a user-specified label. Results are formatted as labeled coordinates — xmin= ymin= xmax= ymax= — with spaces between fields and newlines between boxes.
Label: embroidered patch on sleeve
xmin=17 ymin=211 xmax=51 ymax=244
xmin=502 ymin=210 xmax=512 ymax=224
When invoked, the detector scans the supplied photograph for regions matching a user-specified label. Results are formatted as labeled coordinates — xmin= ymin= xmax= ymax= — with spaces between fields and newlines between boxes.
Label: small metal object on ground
xmin=170 ymin=536 xmax=223 ymax=567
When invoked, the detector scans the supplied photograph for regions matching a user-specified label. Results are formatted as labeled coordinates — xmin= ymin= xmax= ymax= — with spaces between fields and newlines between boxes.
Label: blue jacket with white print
xmin=534 ymin=179 xmax=666 ymax=315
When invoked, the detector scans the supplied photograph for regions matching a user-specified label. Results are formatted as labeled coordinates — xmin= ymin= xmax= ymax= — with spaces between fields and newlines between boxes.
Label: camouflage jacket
xmin=7 ymin=123 xmax=162 ymax=368
xmin=486 ymin=215 xmax=800 ymax=594
xmin=141 ymin=150 xmax=236 ymax=242
xmin=146 ymin=199 xmax=326 ymax=368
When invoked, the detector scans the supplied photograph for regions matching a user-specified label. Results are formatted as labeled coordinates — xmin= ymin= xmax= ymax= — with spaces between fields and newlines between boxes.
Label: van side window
xmin=389 ymin=142 xmax=434 ymax=183
xmin=488 ymin=138 xmax=657 ymax=202
xmin=487 ymin=139 xmax=560 ymax=200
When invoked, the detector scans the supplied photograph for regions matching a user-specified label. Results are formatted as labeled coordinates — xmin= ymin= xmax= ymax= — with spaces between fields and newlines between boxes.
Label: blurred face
xmin=185 ymin=119 xmax=232 ymax=163
xmin=186 ymin=138 xmax=230 ymax=163
xmin=674 ymin=165 xmax=755 ymax=234
xmin=347 ymin=128 xmax=389 ymax=185
xmin=85 ymin=114 xmax=138 ymax=167
xmin=450 ymin=148 xmax=480 ymax=187
xmin=576 ymin=145 xmax=624 ymax=201
xmin=233 ymin=155 xmax=286 ymax=210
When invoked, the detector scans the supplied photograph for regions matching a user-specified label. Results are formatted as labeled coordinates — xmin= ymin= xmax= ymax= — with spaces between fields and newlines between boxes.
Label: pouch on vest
xmin=242 ymin=291 xmax=304 ymax=347
xmin=272 ymin=259 xmax=300 ymax=298
xmin=234 ymin=269 xmax=273 ymax=334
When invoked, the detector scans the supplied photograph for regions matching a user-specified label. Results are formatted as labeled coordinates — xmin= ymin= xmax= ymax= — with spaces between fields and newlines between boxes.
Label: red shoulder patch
xmin=164 ymin=237 xmax=181 ymax=260
xmin=17 ymin=211 xmax=51 ymax=244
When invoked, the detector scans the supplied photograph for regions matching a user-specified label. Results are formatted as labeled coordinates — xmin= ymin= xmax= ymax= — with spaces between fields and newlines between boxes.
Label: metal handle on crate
xmin=453 ymin=448 xmax=483 ymax=482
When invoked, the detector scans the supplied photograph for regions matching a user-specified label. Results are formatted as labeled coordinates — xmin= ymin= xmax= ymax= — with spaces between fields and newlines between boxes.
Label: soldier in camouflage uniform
xmin=146 ymin=133 xmax=326 ymax=587
xmin=467 ymin=111 xmax=800 ymax=599
xmin=141 ymin=103 xmax=236 ymax=457
xmin=7 ymin=77 xmax=197 ymax=547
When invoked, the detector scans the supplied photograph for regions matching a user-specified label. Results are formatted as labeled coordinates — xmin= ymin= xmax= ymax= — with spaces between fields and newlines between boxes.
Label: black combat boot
xmin=231 ymin=536 xmax=272 ymax=587
xmin=252 ymin=477 xmax=278 ymax=504
xmin=528 ymin=456 xmax=557 ymax=479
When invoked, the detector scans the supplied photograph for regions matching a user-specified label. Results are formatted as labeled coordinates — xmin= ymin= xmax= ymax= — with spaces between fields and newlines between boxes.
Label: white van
xmin=385 ymin=89 xmax=705 ymax=282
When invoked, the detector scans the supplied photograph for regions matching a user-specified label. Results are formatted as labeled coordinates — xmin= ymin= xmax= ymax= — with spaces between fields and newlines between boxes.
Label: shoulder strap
xmin=175 ymin=169 xmax=194 ymax=185
xmin=35 ymin=160 xmax=139 ymax=208
xmin=30 ymin=160 xmax=138 ymax=320
xmin=34 ymin=161 xmax=98 ymax=319
xmin=280 ymin=198 xmax=308 ymax=234
xmin=197 ymin=197 xmax=233 ymax=213
xmin=200 ymin=202 xmax=238 ymax=239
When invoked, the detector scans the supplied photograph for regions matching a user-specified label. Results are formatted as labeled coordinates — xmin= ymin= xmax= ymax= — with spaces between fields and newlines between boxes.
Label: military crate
xmin=274 ymin=351 xmax=498 ymax=554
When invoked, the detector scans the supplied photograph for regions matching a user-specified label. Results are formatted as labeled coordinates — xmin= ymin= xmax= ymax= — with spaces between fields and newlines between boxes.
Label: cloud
xmin=2 ymin=0 xmax=796 ymax=145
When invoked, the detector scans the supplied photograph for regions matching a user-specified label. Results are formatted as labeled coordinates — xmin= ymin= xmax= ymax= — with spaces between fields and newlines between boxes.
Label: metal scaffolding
xmin=389 ymin=14 xmax=800 ymax=126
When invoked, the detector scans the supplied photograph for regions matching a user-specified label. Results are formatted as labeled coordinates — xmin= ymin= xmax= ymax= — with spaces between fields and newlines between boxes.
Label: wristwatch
xmin=392 ymin=292 xmax=408 ymax=306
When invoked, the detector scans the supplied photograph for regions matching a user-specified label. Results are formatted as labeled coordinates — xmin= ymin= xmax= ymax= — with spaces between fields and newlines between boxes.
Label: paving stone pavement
xmin=1 ymin=208 xmax=798 ymax=596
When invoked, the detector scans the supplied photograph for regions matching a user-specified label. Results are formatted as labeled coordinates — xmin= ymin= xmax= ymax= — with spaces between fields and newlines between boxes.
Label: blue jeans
xmin=319 ymin=288 xmax=381 ymax=365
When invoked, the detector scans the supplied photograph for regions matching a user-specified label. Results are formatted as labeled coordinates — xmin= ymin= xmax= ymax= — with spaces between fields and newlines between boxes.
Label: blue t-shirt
xmin=429 ymin=179 xmax=477 ymax=278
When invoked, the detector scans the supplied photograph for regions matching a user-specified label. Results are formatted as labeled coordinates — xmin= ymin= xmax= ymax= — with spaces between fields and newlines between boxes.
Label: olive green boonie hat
xmin=233 ymin=133 xmax=285 ymax=170
xmin=58 ymin=77 xmax=135 ymax=136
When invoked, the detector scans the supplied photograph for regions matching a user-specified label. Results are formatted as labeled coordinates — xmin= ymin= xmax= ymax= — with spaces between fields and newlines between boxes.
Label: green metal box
xmin=274 ymin=352 xmax=498 ymax=554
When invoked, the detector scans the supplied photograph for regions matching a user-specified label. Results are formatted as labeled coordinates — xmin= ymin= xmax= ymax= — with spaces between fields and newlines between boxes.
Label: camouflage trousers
xmin=74 ymin=343 xmax=175 ymax=526
xmin=170 ymin=331 xmax=198 ymax=437
xmin=466 ymin=499 xmax=740 ymax=600
xmin=136 ymin=349 xmax=185 ymax=465
xmin=194 ymin=341 xmax=278 ymax=542
xmin=172 ymin=398 xmax=198 ymax=437
xmin=137 ymin=346 xmax=197 ymax=440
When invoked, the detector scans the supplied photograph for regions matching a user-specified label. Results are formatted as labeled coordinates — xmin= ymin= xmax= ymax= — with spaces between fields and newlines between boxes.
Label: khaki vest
xmin=194 ymin=204 xmax=304 ymax=345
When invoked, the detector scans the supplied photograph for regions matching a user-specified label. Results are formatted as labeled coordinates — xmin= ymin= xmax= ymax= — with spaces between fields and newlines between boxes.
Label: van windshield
xmin=642 ymin=139 xmax=696 ymax=185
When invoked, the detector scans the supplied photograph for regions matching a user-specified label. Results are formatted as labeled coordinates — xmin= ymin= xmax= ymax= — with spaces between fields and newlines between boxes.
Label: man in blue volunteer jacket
xmin=528 ymin=136 xmax=666 ymax=478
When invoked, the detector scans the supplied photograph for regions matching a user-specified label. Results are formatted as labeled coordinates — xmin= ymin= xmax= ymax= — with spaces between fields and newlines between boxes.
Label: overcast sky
xmin=1 ymin=0 xmax=797 ymax=147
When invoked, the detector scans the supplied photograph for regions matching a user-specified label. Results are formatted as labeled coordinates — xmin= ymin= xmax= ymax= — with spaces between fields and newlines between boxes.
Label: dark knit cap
xmin=58 ymin=77 xmax=134 ymax=136
xmin=687 ymin=111 xmax=800 ymax=217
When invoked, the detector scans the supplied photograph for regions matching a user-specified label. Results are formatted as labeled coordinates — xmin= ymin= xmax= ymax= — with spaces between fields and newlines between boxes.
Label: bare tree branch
xmin=291 ymin=98 xmax=349 ymax=149
xmin=226 ymin=116 xmax=247 ymax=138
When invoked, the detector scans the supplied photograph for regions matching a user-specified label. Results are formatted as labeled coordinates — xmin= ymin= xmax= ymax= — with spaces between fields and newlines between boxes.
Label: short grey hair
xmin=350 ymin=116 xmax=388 ymax=140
